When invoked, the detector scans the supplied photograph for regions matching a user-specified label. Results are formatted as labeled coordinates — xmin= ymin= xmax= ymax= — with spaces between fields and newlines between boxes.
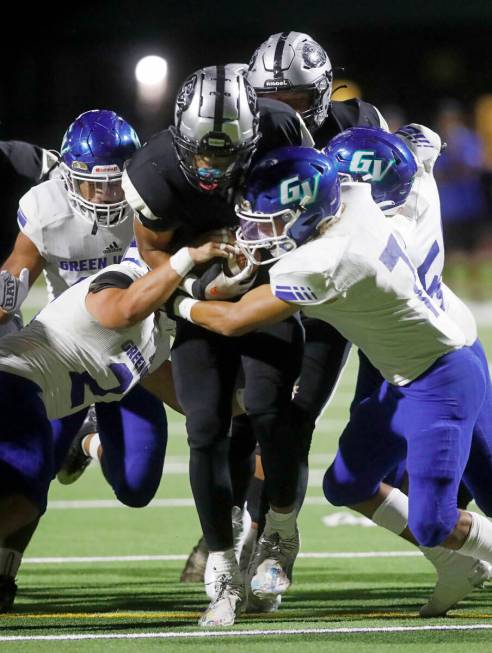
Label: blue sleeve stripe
xmin=17 ymin=209 xmax=27 ymax=228
xmin=274 ymin=284 xmax=318 ymax=302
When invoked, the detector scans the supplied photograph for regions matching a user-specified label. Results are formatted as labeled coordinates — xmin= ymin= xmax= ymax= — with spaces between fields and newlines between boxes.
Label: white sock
xmin=370 ymin=488 xmax=461 ymax=567
xmin=0 ymin=548 xmax=22 ymax=578
xmin=264 ymin=509 xmax=296 ymax=539
xmin=371 ymin=488 xmax=408 ymax=535
xmin=83 ymin=434 xmax=101 ymax=461
xmin=208 ymin=548 xmax=238 ymax=576
xmin=459 ymin=512 xmax=492 ymax=564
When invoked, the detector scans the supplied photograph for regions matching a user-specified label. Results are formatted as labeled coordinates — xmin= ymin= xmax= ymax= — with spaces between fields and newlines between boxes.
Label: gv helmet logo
xmin=349 ymin=150 xmax=395 ymax=181
xmin=279 ymin=174 xmax=320 ymax=206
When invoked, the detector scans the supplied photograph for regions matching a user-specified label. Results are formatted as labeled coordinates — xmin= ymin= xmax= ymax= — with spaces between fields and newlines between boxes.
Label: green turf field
xmin=1 ymin=290 xmax=492 ymax=652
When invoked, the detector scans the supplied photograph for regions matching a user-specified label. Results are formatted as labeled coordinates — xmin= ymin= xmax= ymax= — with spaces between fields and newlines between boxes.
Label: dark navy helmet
xmin=236 ymin=146 xmax=341 ymax=263
xmin=60 ymin=109 xmax=140 ymax=227
xmin=324 ymin=126 xmax=417 ymax=215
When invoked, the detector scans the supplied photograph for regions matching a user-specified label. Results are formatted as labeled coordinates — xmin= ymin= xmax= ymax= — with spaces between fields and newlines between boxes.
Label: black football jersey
xmin=124 ymin=98 xmax=305 ymax=247
xmin=313 ymin=99 xmax=383 ymax=149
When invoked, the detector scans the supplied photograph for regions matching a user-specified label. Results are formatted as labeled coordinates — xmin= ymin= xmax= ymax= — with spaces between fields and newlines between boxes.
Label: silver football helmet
xmin=246 ymin=32 xmax=332 ymax=130
xmin=171 ymin=64 xmax=260 ymax=192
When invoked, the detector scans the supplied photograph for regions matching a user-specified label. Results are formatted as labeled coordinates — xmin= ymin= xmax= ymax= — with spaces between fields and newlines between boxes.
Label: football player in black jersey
xmin=122 ymin=64 xmax=310 ymax=627
xmin=233 ymin=32 xmax=388 ymax=553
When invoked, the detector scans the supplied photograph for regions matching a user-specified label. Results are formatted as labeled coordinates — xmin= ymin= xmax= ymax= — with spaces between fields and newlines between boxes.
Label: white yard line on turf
xmin=47 ymin=496 xmax=331 ymax=509
xmin=1 ymin=624 xmax=492 ymax=642
xmin=22 ymin=551 xmax=422 ymax=564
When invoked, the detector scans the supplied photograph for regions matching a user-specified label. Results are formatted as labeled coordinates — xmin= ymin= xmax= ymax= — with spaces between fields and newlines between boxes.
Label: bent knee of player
xmin=186 ymin=410 xmax=231 ymax=452
xmin=409 ymin=508 xmax=458 ymax=547
xmin=323 ymin=465 xmax=378 ymax=507
xmin=112 ymin=477 xmax=158 ymax=508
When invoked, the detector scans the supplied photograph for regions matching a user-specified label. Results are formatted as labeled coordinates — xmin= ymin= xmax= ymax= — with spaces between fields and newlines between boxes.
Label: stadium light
xmin=135 ymin=56 xmax=168 ymax=108
xmin=135 ymin=56 xmax=168 ymax=86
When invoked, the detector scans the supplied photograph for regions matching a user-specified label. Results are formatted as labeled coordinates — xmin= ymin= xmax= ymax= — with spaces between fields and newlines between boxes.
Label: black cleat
xmin=57 ymin=406 xmax=97 ymax=485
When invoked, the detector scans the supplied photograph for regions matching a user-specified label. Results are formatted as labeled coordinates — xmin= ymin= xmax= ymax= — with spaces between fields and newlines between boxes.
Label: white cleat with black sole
xmin=420 ymin=556 xmax=492 ymax=617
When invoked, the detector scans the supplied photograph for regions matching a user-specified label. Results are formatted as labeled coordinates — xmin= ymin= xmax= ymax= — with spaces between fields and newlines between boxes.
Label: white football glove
xmin=0 ymin=268 xmax=29 ymax=314
xmin=396 ymin=123 xmax=443 ymax=173
xmin=186 ymin=260 xmax=258 ymax=300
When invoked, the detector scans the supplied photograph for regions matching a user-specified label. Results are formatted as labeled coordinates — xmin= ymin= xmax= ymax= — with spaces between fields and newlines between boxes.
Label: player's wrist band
xmin=179 ymin=274 xmax=197 ymax=296
xmin=169 ymin=248 xmax=194 ymax=277
xmin=174 ymin=296 xmax=198 ymax=323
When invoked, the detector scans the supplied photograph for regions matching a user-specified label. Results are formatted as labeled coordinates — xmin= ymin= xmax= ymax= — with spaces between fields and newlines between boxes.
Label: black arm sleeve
xmin=0 ymin=141 xmax=44 ymax=181
xmin=88 ymin=271 xmax=134 ymax=294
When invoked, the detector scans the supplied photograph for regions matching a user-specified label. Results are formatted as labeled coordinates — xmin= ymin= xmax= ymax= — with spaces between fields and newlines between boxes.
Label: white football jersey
xmin=17 ymin=178 xmax=134 ymax=301
xmin=270 ymin=183 xmax=466 ymax=386
xmin=391 ymin=166 xmax=477 ymax=345
xmin=0 ymin=264 xmax=171 ymax=419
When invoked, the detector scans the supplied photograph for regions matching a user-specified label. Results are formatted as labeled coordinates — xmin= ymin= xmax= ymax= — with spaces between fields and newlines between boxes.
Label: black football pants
xmin=171 ymin=316 xmax=303 ymax=551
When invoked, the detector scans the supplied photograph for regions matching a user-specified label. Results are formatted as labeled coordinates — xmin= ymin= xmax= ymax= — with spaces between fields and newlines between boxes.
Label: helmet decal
xmin=279 ymin=174 xmax=320 ymax=206
xmin=302 ymin=42 xmax=327 ymax=69
xmin=348 ymin=150 xmax=396 ymax=181
xmin=325 ymin=127 xmax=417 ymax=215
xmin=175 ymin=74 xmax=197 ymax=119
xmin=236 ymin=146 xmax=340 ymax=264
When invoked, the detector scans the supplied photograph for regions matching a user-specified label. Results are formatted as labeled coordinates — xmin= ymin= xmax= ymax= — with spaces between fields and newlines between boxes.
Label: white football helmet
xmin=171 ymin=64 xmax=260 ymax=192
xmin=246 ymin=32 xmax=332 ymax=130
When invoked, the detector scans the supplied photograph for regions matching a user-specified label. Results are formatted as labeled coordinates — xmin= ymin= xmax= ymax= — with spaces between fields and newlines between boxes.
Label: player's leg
xmin=171 ymin=319 xmax=243 ymax=626
xmin=391 ymin=348 xmax=492 ymax=614
xmin=292 ymin=317 xmax=351 ymax=509
xmin=53 ymin=408 xmax=95 ymax=485
xmin=324 ymin=355 xmax=490 ymax=617
xmin=0 ymin=372 xmax=53 ymax=611
xmin=461 ymin=339 xmax=492 ymax=517
xmin=241 ymin=316 xmax=304 ymax=602
xmin=94 ymin=385 xmax=167 ymax=508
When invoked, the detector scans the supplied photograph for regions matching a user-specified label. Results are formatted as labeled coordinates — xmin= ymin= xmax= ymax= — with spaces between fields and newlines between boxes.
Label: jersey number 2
xmin=69 ymin=363 xmax=133 ymax=409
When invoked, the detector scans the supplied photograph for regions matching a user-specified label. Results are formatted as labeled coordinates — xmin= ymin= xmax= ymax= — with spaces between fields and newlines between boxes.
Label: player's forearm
xmin=185 ymin=284 xmax=296 ymax=336
xmin=116 ymin=249 xmax=195 ymax=326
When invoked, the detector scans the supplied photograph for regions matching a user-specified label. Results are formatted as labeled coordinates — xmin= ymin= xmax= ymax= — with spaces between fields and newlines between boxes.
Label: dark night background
xmin=2 ymin=0 xmax=491 ymax=147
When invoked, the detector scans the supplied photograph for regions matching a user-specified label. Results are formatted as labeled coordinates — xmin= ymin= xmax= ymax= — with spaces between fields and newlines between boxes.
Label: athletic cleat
xmin=57 ymin=406 xmax=97 ymax=485
xmin=0 ymin=576 xmax=17 ymax=613
xmin=180 ymin=535 xmax=209 ymax=583
xmin=245 ymin=587 xmax=281 ymax=613
xmin=239 ymin=526 xmax=257 ymax=574
xmin=231 ymin=505 xmax=245 ymax=560
xmin=199 ymin=574 xmax=245 ymax=627
xmin=420 ymin=557 xmax=492 ymax=617
xmin=248 ymin=528 xmax=299 ymax=599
